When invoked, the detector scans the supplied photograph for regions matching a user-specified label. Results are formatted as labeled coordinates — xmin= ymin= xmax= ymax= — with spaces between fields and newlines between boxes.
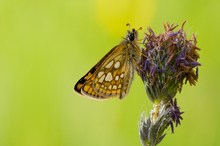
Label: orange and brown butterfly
xmin=74 ymin=25 xmax=142 ymax=99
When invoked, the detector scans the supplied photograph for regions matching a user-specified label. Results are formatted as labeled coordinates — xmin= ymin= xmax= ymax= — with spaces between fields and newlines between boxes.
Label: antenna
xmin=137 ymin=27 xmax=142 ymax=31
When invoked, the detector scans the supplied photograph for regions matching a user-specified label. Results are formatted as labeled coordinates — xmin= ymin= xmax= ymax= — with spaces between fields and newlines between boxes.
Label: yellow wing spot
xmin=114 ymin=61 xmax=121 ymax=69
xmin=112 ymin=90 xmax=117 ymax=94
xmin=106 ymin=90 xmax=112 ymax=94
xmin=105 ymin=60 xmax=114 ymax=68
xmin=118 ymin=84 xmax=122 ymax=88
xmin=76 ymin=83 xmax=83 ymax=91
xmin=95 ymin=84 xmax=101 ymax=89
xmin=88 ymin=87 xmax=93 ymax=94
xmin=84 ymin=73 xmax=92 ymax=80
xmin=83 ymin=85 xmax=90 ymax=92
xmin=105 ymin=72 xmax=113 ymax=82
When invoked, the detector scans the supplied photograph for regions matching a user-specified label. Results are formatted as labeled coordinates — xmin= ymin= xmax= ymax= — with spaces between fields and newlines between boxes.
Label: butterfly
xmin=74 ymin=26 xmax=142 ymax=99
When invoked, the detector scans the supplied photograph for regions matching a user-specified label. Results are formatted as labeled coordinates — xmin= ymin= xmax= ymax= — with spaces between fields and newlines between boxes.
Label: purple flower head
xmin=137 ymin=22 xmax=201 ymax=103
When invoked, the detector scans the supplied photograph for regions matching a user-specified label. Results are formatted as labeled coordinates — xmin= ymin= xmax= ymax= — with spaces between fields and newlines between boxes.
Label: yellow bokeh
xmin=95 ymin=0 xmax=156 ymax=35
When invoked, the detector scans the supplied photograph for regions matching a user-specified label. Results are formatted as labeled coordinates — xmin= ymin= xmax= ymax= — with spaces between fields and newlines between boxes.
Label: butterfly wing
xmin=74 ymin=44 xmax=134 ymax=99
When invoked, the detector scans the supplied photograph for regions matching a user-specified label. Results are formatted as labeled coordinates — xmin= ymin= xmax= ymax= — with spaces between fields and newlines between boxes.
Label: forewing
xmin=74 ymin=44 xmax=130 ymax=99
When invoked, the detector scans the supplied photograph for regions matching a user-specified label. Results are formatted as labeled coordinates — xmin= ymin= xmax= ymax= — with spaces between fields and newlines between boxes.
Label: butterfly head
xmin=127 ymin=29 xmax=137 ymax=41
xmin=126 ymin=24 xmax=142 ymax=42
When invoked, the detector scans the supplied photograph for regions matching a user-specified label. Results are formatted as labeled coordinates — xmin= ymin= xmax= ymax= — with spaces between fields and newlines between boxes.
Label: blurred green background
xmin=0 ymin=0 xmax=219 ymax=146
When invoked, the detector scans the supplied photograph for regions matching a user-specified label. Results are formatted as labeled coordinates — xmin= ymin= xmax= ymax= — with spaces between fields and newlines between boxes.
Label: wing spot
xmin=113 ymin=85 xmax=117 ymax=90
xmin=98 ymin=75 xmax=105 ymax=83
xmin=105 ymin=72 xmax=113 ymax=82
xmin=83 ymin=85 xmax=90 ymax=92
xmin=118 ymin=84 xmax=121 ymax=88
xmin=108 ymin=85 xmax=112 ymax=90
xmin=120 ymin=73 xmax=124 ymax=78
xmin=88 ymin=87 xmax=93 ymax=94
xmin=112 ymin=90 xmax=116 ymax=94
xmin=114 ymin=61 xmax=120 ymax=69
xmin=97 ymin=71 xmax=104 ymax=78
xmin=105 ymin=60 xmax=114 ymax=68
xmin=115 ymin=75 xmax=119 ymax=81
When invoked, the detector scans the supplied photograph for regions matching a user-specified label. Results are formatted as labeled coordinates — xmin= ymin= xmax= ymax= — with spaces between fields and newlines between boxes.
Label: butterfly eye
xmin=129 ymin=32 xmax=135 ymax=41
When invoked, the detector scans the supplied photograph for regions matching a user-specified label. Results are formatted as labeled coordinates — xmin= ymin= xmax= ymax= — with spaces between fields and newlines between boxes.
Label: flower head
xmin=137 ymin=22 xmax=201 ymax=103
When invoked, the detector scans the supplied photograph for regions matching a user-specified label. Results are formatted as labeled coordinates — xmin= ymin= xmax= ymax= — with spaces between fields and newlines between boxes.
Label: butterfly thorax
xmin=122 ymin=29 xmax=141 ymax=64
